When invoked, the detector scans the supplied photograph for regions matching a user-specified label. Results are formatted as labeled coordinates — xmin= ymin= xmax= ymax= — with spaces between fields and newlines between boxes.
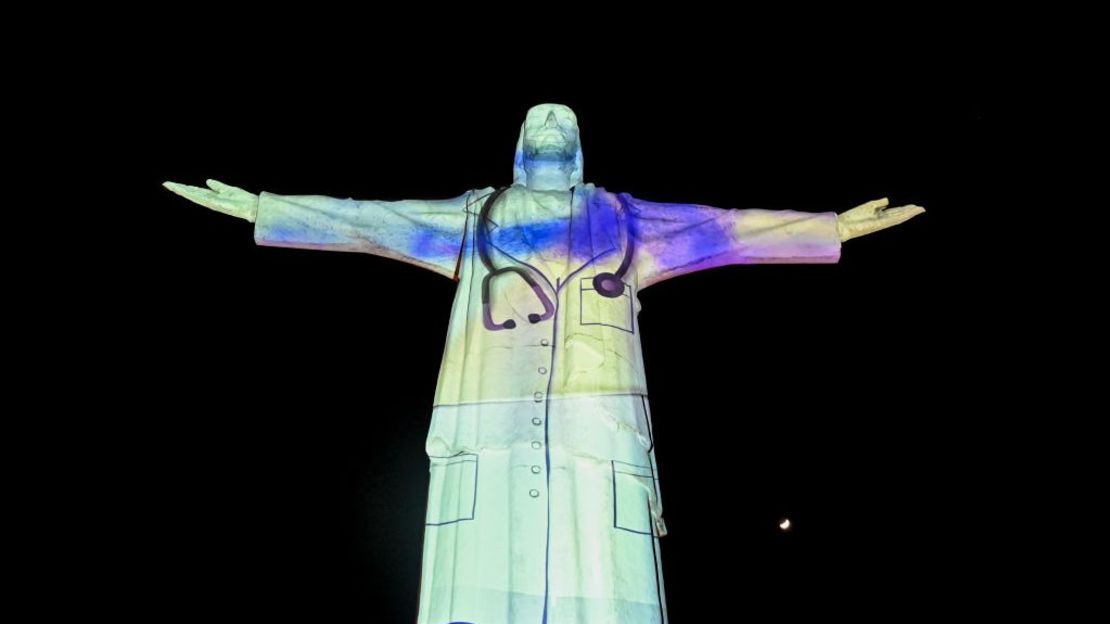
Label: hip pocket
xmin=611 ymin=459 xmax=665 ymax=536
xmin=425 ymin=452 xmax=478 ymax=526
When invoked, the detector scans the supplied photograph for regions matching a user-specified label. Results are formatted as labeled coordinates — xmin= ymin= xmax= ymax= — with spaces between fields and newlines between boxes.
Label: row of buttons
xmin=530 ymin=337 xmax=551 ymax=498
xmin=533 ymin=364 xmax=548 ymax=401
xmin=529 ymin=436 xmax=543 ymax=498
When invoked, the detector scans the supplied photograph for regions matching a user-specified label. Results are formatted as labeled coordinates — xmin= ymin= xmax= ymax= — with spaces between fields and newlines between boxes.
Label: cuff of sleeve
xmin=734 ymin=210 xmax=842 ymax=264
xmin=810 ymin=211 xmax=842 ymax=263
xmin=252 ymin=191 xmax=284 ymax=248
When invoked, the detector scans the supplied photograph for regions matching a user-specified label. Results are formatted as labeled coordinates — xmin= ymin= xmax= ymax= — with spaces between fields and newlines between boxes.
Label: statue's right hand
xmin=163 ymin=179 xmax=259 ymax=223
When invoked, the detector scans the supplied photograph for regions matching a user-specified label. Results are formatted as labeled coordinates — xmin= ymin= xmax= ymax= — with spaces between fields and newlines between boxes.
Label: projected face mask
xmin=522 ymin=105 xmax=580 ymax=162
xmin=513 ymin=103 xmax=584 ymax=188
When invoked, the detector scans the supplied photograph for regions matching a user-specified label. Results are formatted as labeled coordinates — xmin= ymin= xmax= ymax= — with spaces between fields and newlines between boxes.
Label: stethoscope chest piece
xmin=592 ymin=272 xmax=625 ymax=298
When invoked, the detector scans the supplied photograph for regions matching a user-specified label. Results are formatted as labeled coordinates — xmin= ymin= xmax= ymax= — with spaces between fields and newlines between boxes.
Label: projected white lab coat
xmin=251 ymin=129 xmax=841 ymax=623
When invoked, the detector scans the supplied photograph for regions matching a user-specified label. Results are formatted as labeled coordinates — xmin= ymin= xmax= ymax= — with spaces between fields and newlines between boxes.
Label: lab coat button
xmin=531 ymin=441 xmax=542 ymax=449
xmin=532 ymin=417 xmax=542 ymax=426
xmin=538 ymin=367 xmax=547 ymax=374
xmin=531 ymin=465 xmax=542 ymax=474
xmin=540 ymin=339 xmax=549 ymax=346
xmin=529 ymin=489 xmax=540 ymax=498
xmin=533 ymin=392 xmax=544 ymax=401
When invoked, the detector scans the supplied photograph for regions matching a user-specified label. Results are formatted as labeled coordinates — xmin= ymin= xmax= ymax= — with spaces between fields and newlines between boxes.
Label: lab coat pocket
xmin=425 ymin=452 xmax=478 ymax=526
xmin=611 ymin=460 xmax=663 ymax=536
xmin=579 ymin=276 xmax=634 ymax=333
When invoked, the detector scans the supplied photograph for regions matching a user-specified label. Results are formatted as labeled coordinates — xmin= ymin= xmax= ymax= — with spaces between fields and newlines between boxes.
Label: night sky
xmin=104 ymin=27 xmax=1007 ymax=621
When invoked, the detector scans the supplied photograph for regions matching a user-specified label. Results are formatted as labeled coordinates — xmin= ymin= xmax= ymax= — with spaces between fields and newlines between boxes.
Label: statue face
xmin=521 ymin=104 xmax=580 ymax=163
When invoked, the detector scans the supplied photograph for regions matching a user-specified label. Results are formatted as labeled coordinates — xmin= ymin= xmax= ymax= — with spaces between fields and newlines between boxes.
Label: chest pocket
xmin=579 ymin=276 xmax=634 ymax=333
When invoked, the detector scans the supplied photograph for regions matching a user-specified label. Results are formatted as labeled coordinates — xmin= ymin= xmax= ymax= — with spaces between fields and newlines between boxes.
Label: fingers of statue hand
xmin=841 ymin=198 xmax=889 ymax=224
xmin=858 ymin=197 xmax=889 ymax=216
xmin=873 ymin=198 xmax=891 ymax=217
xmin=164 ymin=181 xmax=220 ymax=208
xmin=838 ymin=200 xmax=925 ymax=241
xmin=163 ymin=181 xmax=193 ymax=197
xmin=206 ymin=179 xmax=247 ymax=196
xmin=164 ymin=180 xmax=249 ymax=219
xmin=881 ymin=204 xmax=926 ymax=224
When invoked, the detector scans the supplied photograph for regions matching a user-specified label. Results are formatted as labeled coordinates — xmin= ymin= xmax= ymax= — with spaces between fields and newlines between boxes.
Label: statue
xmin=165 ymin=103 xmax=923 ymax=624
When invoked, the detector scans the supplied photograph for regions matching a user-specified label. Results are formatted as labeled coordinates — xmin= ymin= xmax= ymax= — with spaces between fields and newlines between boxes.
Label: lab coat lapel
xmin=563 ymin=187 xmax=621 ymax=288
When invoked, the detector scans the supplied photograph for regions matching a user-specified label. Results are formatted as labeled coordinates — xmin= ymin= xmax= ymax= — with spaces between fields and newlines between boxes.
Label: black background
xmin=98 ymin=25 xmax=1008 ymax=622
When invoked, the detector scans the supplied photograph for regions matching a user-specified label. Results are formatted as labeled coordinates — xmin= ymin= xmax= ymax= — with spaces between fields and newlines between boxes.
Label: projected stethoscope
xmin=477 ymin=187 xmax=634 ymax=331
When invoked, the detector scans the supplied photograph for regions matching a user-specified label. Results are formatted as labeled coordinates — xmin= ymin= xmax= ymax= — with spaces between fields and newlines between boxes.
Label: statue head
xmin=513 ymin=103 xmax=584 ymax=189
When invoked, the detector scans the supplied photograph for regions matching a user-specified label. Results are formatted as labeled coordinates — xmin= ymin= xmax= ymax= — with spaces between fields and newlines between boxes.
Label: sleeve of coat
xmin=252 ymin=189 xmax=486 ymax=279
xmin=625 ymin=194 xmax=842 ymax=289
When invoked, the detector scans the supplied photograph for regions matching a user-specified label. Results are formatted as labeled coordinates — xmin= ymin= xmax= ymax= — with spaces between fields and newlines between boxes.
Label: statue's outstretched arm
xmin=163 ymin=179 xmax=482 ymax=279
xmin=628 ymin=194 xmax=925 ymax=289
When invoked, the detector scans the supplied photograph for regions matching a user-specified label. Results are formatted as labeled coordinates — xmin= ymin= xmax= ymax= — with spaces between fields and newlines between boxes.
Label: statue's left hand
xmin=837 ymin=198 xmax=925 ymax=242
xmin=163 ymin=179 xmax=259 ymax=222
